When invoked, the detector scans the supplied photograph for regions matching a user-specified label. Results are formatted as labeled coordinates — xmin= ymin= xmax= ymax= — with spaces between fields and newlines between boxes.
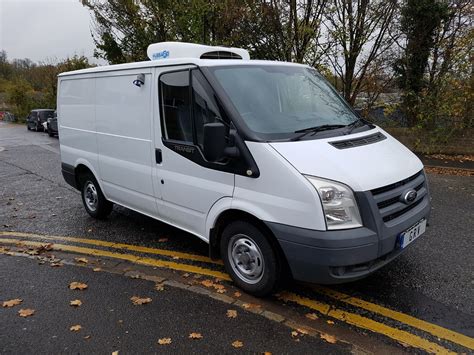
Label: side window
xmin=192 ymin=70 xmax=224 ymax=148
xmin=160 ymin=71 xmax=192 ymax=142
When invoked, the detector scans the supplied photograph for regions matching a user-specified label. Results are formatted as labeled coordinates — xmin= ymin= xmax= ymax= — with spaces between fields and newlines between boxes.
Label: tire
xmin=79 ymin=172 xmax=113 ymax=219
xmin=220 ymin=221 xmax=280 ymax=297
xmin=48 ymin=128 xmax=54 ymax=137
xmin=27 ymin=124 xmax=31 ymax=131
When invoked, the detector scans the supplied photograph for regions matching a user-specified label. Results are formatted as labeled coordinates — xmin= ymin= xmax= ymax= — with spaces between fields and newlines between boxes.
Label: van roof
xmin=58 ymin=58 xmax=308 ymax=77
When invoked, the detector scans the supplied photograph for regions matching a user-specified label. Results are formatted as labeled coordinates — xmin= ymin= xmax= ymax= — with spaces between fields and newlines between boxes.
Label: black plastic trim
xmin=61 ymin=163 xmax=77 ymax=189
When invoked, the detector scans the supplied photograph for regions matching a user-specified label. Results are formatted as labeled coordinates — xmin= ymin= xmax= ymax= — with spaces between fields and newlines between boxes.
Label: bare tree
xmin=323 ymin=0 xmax=399 ymax=105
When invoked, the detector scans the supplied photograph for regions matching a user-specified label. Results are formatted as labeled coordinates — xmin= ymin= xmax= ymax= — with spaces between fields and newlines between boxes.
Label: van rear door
xmin=153 ymin=66 xmax=234 ymax=239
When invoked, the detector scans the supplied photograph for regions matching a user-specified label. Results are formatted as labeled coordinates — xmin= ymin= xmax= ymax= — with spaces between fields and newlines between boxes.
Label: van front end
xmin=265 ymin=169 xmax=431 ymax=284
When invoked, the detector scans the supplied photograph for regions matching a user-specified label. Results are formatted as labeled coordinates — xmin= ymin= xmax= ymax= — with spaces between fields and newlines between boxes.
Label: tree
xmin=393 ymin=0 xmax=450 ymax=126
xmin=81 ymin=0 xmax=330 ymax=67
xmin=323 ymin=0 xmax=399 ymax=106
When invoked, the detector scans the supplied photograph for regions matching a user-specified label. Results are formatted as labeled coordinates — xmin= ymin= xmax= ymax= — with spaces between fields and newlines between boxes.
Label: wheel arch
xmin=209 ymin=208 xmax=291 ymax=278
xmin=73 ymin=160 xmax=107 ymax=198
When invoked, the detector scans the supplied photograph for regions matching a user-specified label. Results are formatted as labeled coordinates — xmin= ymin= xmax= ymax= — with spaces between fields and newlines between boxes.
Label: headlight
xmin=304 ymin=175 xmax=362 ymax=230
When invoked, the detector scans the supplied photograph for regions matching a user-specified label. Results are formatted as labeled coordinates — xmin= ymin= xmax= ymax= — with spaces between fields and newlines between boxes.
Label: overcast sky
xmin=0 ymin=0 xmax=101 ymax=64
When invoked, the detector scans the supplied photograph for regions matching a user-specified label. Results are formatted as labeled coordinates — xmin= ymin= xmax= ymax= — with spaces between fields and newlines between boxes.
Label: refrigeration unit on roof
xmin=147 ymin=42 xmax=250 ymax=61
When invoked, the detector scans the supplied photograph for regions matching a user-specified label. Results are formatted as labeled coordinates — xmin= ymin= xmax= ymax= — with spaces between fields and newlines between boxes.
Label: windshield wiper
xmin=345 ymin=118 xmax=365 ymax=135
xmin=291 ymin=124 xmax=346 ymax=141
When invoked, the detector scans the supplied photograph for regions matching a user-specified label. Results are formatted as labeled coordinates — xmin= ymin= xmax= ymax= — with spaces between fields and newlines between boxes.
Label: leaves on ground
xmin=327 ymin=320 xmax=335 ymax=325
xmin=70 ymin=299 xmax=82 ymax=307
xmin=231 ymin=340 xmax=243 ymax=348
xmin=70 ymin=325 xmax=82 ymax=332
xmin=226 ymin=309 xmax=237 ymax=318
xmin=242 ymin=303 xmax=261 ymax=310
xmin=200 ymin=279 xmax=226 ymax=293
xmin=291 ymin=330 xmax=299 ymax=338
xmin=18 ymin=308 xmax=35 ymax=317
xmin=425 ymin=166 xmax=473 ymax=176
xmin=182 ymin=273 xmax=190 ymax=278
xmin=157 ymin=338 xmax=172 ymax=345
xmin=3 ymin=299 xmax=22 ymax=308
xmin=320 ymin=333 xmax=337 ymax=344
xmin=130 ymin=296 xmax=152 ymax=305
xmin=50 ymin=262 xmax=63 ymax=267
xmin=84 ymin=335 xmax=91 ymax=340
xmin=297 ymin=328 xmax=309 ymax=335
xmin=305 ymin=313 xmax=319 ymax=320
xmin=155 ymin=283 xmax=165 ymax=291
xmin=93 ymin=267 xmax=101 ymax=272
xmin=75 ymin=257 xmax=88 ymax=264
xmin=112 ymin=351 xmax=119 ymax=355
xmin=69 ymin=282 xmax=88 ymax=290
xmin=233 ymin=292 xmax=241 ymax=298
xmin=189 ymin=332 xmax=203 ymax=339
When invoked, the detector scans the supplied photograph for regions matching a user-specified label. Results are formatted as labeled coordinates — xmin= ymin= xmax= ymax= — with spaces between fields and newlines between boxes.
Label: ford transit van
xmin=58 ymin=42 xmax=430 ymax=296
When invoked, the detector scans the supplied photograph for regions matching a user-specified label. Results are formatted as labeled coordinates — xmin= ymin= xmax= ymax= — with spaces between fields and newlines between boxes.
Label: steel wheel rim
xmin=83 ymin=181 xmax=98 ymax=212
xmin=228 ymin=234 xmax=264 ymax=284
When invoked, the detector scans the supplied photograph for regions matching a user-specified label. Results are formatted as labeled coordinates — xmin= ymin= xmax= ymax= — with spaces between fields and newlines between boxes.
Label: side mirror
xmin=203 ymin=122 xmax=226 ymax=162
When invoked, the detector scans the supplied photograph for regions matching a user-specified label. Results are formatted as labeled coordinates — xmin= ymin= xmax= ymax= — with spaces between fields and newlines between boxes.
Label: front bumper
xmin=266 ymin=171 xmax=431 ymax=284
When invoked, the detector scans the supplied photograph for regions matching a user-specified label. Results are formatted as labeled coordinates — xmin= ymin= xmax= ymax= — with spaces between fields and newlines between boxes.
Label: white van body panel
xmin=94 ymin=70 xmax=157 ymax=217
xmin=58 ymin=77 xmax=99 ymax=178
xmin=234 ymin=142 xmax=325 ymax=231
xmin=270 ymin=128 xmax=423 ymax=192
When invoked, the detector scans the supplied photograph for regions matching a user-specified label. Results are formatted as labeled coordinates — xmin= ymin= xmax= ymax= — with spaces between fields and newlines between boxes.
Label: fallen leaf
xmin=305 ymin=313 xmax=319 ymax=320
xmin=291 ymin=331 xmax=299 ymax=338
xmin=182 ymin=273 xmax=190 ymax=278
xmin=158 ymin=338 xmax=172 ymax=345
xmin=112 ymin=351 xmax=118 ymax=355
xmin=158 ymin=238 xmax=168 ymax=242
xmin=50 ymin=262 xmax=63 ymax=267
xmin=226 ymin=309 xmax=237 ymax=318
xmin=327 ymin=320 xmax=335 ymax=325
xmin=70 ymin=325 xmax=82 ymax=332
xmin=172 ymin=256 xmax=180 ymax=260
xmin=18 ymin=308 xmax=35 ymax=317
xmin=84 ymin=335 xmax=91 ymax=339
xmin=130 ymin=296 xmax=152 ymax=305
xmin=320 ymin=333 xmax=337 ymax=344
xmin=87 ymin=229 xmax=92 ymax=233
xmin=242 ymin=303 xmax=261 ymax=310
xmin=233 ymin=292 xmax=241 ymax=298
xmin=69 ymin=282 xmax=88 ymax=290
xmin=216 ymin=288 xmax=226 ymax=294
xmin=232 ymin=340 xmax=243 ymax=348
xmin=155 ymin=283 xmax=165 ymax=291
xmin=263 ymin=352 xmax=272 ymax=355
xmin=189 ymin=332 xmax=203 ymax=339
xmin=201 ymin=280 xmax=214 ymax=288
xmin=3 ymin=299 xmax=22 ymax=308
xmin=70 ymin=299 xmax=82 ymax=307
xmin=75 ymin=257 xmax=88 ymax=264
xmin=297 ymin=328 xmax=308 ymax=335
xmin=3 ymin=224 xmax=10 ymax=228
xmin=93 ymin=267 xmax=101 ymax=272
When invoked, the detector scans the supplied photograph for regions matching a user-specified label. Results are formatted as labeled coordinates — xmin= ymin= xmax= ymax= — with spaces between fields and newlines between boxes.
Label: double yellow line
xmin=1 ymin=231 xmax=472 ymax=353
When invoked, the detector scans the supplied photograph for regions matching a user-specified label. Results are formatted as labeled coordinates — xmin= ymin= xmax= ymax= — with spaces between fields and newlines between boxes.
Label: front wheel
xmin=220 ymin=221 xmax=280 ymax=297
xmin=80 ymin=173 xmax=113 ymax=219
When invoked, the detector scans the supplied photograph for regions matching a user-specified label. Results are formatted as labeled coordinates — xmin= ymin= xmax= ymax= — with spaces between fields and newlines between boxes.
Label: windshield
xmin=210 ymin=65 xmax=358 ymax=139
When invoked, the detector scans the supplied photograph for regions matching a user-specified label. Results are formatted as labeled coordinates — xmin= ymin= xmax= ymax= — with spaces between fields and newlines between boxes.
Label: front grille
xmin=329 ymin=132 xmax=386 ymax=149
xmin=371 ymin=170 xmax=427 ymax=223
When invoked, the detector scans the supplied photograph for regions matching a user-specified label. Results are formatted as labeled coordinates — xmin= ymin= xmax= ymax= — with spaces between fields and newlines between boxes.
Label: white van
xmin=58 ymin=42 xmax=430 ymax=296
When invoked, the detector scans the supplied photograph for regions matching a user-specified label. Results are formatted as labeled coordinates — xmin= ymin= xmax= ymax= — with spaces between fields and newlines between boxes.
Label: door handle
xmin=155 ymin=149 xmax=162 ymax=164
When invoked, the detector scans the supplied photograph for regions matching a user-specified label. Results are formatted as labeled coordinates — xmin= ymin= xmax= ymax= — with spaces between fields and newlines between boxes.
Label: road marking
xmin=0 ymin=231 xmax=223 ymax=265
xmin=1 ymin=231 xmax=472 ymax=352
xmin=0 ymin=238 xmax=230 ymax=280
xmin=312 ymin=285 xmax=474 ymax=350
xmin=278 ymin=292 xmax=455 ymax=354
xmin=0 ymin=237 xmax=455 ymax=354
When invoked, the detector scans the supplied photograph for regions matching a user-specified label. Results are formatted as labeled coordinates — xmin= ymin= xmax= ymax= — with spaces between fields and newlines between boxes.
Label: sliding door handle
xmin=155 ymin=149 xmax=162 ymax=164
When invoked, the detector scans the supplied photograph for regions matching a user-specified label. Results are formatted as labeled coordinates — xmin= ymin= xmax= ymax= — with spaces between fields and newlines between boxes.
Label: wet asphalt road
xmin=0 ymin=122 xmax=473 ymax=344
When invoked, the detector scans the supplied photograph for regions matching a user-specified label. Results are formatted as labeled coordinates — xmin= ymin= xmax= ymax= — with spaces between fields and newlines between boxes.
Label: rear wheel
xmin=79 ymin=173 xmax=113 ymax=219
xmin=220 ymin=221 xmax=280 ymax=297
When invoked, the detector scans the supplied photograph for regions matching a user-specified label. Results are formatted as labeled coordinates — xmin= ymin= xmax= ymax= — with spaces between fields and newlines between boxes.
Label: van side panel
xmin=95 ymin=71 xmax=157 ymax=217
xmin=58 ymin=77 xmax=98 ymax=177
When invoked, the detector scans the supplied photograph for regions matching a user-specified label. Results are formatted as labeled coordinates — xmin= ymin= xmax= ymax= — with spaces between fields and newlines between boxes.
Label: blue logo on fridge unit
xmin=152 ymin=50 xmax=170 ymax=60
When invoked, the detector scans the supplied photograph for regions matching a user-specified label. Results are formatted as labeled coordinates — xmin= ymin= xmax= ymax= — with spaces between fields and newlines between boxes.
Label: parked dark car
xmin=46 ymin=111 xmax=58 ymax=137
xmin=26 ymin=109 xmax=55 ymax=131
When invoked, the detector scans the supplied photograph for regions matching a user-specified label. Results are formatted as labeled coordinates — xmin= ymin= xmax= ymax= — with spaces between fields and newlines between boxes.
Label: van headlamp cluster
xmin=304 ymin=175 xmax=362 ymax=230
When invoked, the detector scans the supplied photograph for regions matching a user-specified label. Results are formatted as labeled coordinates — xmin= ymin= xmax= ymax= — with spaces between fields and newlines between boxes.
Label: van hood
xmin=269 ymin=128 xmax=423 ymax=191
